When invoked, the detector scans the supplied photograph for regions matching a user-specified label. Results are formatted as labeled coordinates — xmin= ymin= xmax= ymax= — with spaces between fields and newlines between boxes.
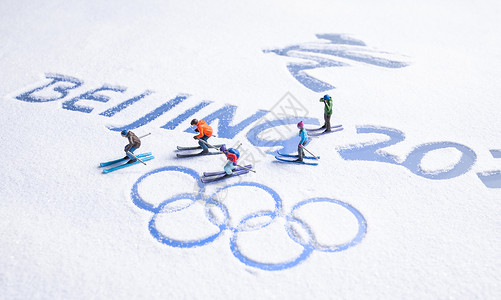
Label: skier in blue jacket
xmin=297 ymin=121 xmax=309 ymax=162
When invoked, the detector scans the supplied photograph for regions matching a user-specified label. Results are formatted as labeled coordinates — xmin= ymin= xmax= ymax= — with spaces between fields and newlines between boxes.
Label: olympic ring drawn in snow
xmin=131 ymin=166 xmax=204 ymax=213
xmin=130 ymin=166 xmax=367 ymax=271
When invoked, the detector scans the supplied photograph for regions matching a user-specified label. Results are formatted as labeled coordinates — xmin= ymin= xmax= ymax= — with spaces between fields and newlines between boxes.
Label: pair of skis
xmin=100 ymin=152 xmax=155 ymax=173
xmin=274 ymin=151 xmax=319 ymax=165
xmin=200 ymin=164 xmax=253 ymax=183
xmin=306 ymin=124 xmax=343 ymax=136
xmin=178 ymin=141 xmax=255 ymax=183
xmin=273 ymin=124 xmax=343 ymax=165
xmin=176 ymin=144 xmax=224 ymax=158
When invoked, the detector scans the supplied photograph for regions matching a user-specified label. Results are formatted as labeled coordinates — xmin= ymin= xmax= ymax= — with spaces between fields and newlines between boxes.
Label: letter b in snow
xmin=15 ymin=73 xmax=83 ymax=103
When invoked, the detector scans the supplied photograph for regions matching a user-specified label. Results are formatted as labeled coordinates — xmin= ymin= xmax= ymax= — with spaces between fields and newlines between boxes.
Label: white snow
xmin=418 ymin=146 xmax=463 ymax=175
xmin=1 ymin=0 xmax=500 ymax=299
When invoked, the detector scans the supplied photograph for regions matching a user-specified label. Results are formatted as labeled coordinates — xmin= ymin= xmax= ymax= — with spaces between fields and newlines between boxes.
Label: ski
xmin=99 ymin=152 xmax=153 ymax=167
xmin=203 ymin=164 xmax=253 ymax=177
xmin=102 ymin=155 xmax=155 ymax=173
xmin=201 ymin=169 xmax=250 ymax=183
xmin=274 ymin=155 xmax=318 ymax=165
xmin=276 ymin=151 xmax=319 ymax=160
xmin=177 ymin=144 xmax=224 ymax=151
xmin=306 ymin=124 xmax=342 ymax=132
xmin=309 ymin=126 xmax=344 ymax=136
xmin=176 ymin=151 xmax=222 ymax=158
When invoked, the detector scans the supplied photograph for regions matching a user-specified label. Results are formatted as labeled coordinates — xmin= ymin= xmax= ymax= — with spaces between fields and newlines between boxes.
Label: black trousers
xmin=324 ymin=113 xmax=332 ymax=131
xmin=298 ymin=140 xmax=308 ymax=160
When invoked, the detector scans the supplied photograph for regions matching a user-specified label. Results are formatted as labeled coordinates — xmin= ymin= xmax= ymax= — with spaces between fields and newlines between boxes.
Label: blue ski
xmin=201 ymin=169 xmax=250 ymax=183
xmin=100 ymin=152 xmax=152 ymax=167
xmin=203 ymin=165 xmax=253 ymax=177
xmin=274 ymin=155 xmax=318 ymax=165
xmin=103 ymin=155 xmax=155 ymax=173
xmin=276 ymin=151 xmax=319 ymax=160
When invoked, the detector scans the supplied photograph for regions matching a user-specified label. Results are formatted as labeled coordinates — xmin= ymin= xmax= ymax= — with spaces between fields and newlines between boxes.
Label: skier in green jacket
xmin=320 ymin=94 xmax=333 ymax=132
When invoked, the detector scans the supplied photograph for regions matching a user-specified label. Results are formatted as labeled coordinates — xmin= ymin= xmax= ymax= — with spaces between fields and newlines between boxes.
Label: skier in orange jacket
xmin=191 ymin=119 xmax=213 ymax=154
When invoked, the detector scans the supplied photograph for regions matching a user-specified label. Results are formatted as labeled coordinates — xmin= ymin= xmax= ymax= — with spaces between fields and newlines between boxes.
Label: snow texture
xmin=1 ymin=0 xmax=500 ymax=299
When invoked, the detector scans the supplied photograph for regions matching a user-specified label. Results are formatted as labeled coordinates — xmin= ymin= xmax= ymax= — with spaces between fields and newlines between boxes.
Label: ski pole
xmin=230 ymin=144 xmax=256 ymax=173
xmin=227 ymin=143 xmax=256 ymax=172
xmin=236 ymin=164 xmax=256 ymax=173
xmin=300 ymin=144 xmax=319 ymax=160
xmin=139 ymin=133 xmax=152 ymax=139
xmin=197 ymin=138 xmax=218 ymax=149
xmin=127 ymin=134 xmax=150 ymax=165
xmin=127 ymin=151 xmax=147 ymax=165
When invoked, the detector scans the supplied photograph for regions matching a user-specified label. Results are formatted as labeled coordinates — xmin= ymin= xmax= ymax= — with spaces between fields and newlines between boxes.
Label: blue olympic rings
xmin=149 ymin=193 xmax=227 ymax=248
xmin=205 ymin=181 xmax=282 ymax=232
xmin=230 ymin=198 xmax=367 ymax=271
xmin=130 ymin=166 xmax=367 ymax=271
xmin=131 ymin=166 xmax=204 ymax=213
xmin=286 ymin=198 xmax=367 ymax=252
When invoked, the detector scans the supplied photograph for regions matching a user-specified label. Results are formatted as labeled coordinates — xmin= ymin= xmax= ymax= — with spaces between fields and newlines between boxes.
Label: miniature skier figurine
xmin=320 ymin=94 xmax=333 ymax=132
xmin=219 ymin=144 xmax=240 ymax=176
xmin=121 ymin=130 xmax=141 ymax=164
xmin=191 ymin=118 xmax=213 ymax=154
xmin=297 ymin=121 xmax=309 ymax=162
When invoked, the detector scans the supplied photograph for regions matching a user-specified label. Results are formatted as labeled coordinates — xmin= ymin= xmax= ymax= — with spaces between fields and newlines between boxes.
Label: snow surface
xmin=1 ymin=0 xmax=500 ymax=299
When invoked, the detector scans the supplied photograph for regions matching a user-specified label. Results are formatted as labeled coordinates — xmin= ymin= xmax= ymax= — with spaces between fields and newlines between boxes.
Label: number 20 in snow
xmin=337 ymin=126 xmax=478 ymax=180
